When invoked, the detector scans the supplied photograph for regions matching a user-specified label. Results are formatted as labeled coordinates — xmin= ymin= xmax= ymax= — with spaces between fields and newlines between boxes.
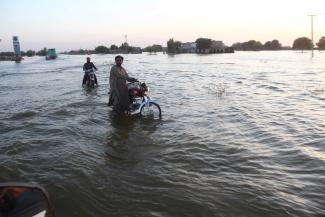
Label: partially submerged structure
xmin=12 ymin=36 xmax=22 ymax=61
xmin=179 ymin=40 xmax=234 ymax=54
xmin=180 ymin=42 xmax=197 ymax=53
xmin=46 ymin=48 xmax=57 ymax=60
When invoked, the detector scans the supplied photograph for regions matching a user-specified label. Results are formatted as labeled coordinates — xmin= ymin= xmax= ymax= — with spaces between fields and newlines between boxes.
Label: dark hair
xmin=115 ymin=55 xmax=124 ymax=61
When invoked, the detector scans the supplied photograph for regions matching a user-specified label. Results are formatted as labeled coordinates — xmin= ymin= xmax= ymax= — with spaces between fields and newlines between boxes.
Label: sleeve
xmin=110 ymin=66 xmax=134 ymax=81
xmin=83 ymin=63 xmax=86 ymax=71
xmin=92 ymin=63 xmax=97 ymax=70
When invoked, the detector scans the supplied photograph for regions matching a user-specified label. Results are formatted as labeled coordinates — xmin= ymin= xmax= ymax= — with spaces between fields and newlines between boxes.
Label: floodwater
xmin=0 ymin=51 xmax=324 ymax=217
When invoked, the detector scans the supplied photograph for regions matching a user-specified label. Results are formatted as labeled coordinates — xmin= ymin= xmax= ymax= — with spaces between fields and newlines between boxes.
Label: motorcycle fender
xmin=147 ymin=99 xmax=159 ymax=104
xmin=139 ymin=100 xmax=158 ymax=109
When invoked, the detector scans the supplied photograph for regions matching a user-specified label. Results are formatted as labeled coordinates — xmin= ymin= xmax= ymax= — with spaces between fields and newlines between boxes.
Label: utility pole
xmin=308 ymin=15 xmax=316 ymax=57
xmin=124 ymin=34 xmax=128 ymax=53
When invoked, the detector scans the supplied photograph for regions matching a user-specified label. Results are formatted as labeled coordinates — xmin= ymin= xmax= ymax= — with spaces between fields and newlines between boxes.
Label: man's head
xmin=115 ymin=55 xmax=124 ymax=66
xmin=86 ymin=57 xmax=90 ymax=62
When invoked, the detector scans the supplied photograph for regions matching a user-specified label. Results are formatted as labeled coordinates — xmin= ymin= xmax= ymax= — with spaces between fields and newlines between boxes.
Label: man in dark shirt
xmin=82 ymin=57 xmax=98 ymax=86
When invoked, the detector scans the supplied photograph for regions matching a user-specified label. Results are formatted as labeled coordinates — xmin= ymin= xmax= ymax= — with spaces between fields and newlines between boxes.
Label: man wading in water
xmin=108 ymin=55 xmax=137 ymax=114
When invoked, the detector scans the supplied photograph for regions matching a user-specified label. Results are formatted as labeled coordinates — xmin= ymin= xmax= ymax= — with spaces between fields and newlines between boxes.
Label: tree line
xmin=0 ymin=48 xmax=49 ymax=57
xmin=232 ymin=37 xmax=325 ymax=51
xmin=143 ymin=44 xmax=163 ymax=52
xmin=232 ymin=40 xmax=282 ymax=51
xmin=0 ymin=43 xmax=143 ymax=57
xmin=64 ymin=43 xmax=142 ymax=54
xmin=2 ymin=36 xmax=325 ymax=57
xmin=166 ymin=36 xmax=325 ymax=53
xmin=63 ymin=43 xmax=163 ymax=54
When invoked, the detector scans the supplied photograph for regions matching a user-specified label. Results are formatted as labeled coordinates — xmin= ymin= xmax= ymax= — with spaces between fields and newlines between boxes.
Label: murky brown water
xmin=1 ymin=51 xmax=325 ymax=216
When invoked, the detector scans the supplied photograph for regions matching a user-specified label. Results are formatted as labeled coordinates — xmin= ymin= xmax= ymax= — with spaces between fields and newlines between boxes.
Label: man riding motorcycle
xmin=82 ymin=57 xmax=98 ymax=86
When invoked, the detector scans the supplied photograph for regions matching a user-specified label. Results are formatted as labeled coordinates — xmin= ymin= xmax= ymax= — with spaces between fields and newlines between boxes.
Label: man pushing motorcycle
xmin=108 ymin=55 xmax=138 ymax=114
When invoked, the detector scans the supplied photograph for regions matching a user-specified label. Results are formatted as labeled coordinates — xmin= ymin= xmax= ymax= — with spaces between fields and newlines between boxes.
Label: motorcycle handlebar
xmin=84 ymin=69 xmax=95 ymax=73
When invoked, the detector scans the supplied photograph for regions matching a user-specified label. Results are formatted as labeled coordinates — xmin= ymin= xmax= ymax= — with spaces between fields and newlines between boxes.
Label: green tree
xmin=26 ymin=50 xmax=35 ymax=57
xmin=263 ymin=39 xmax=282 ymax=50
xmin=232 ymin=40 xmax=263 ymax=51
xmin=36 ymin=48 xmax=47 ymax=56
xmin=110 ymin=44 xmax=118 ymax=50
xmin=316 ymin=37 xmax=325 ymax=50
xmin=167 ymin=39 xmax=181 ymax=53
xmin=95 ymin=45 xmax=109 ymax=53
xmin=0 ymin=52 xmax=14 ymax=57
xmin=292 ymin=37 xmax=313 ymax=50
xmin=232 ymin=42 xmax=243 ymax=50
xmin=151 ymin=44 xmax=163 ymax=52
xmin=144 ymin=46 xmax=153 ymax=52
xmin=78 ymin=49 xmax=87 ymax=54
xmin=242 ymin=40 xmax=263 ymax=51
xmin=195 ymin=38 xmax=212 ymax=51
xmin=270 ymin=40 xmax=282 ymax=50
xmin=120 ymin=42 xmax=129 ymax=50
xmin=144 ymin=44 xmax=162 ymax=52
xmin=167 ymin=38 xmax=175 ymax=53
xmin=36 ymin=48 xmax=46 ymax=56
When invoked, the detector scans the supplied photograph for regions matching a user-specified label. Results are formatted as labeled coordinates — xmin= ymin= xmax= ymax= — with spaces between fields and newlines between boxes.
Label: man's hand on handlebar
xmin=131 ymin=78 xmax=138 ymax=82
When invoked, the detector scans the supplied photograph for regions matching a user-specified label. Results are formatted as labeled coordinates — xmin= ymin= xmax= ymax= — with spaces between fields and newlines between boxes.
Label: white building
xmin=211 ymin=40 xmax=225 ymax=52
xmin=180 ymin=42 xmax=197 ymax=53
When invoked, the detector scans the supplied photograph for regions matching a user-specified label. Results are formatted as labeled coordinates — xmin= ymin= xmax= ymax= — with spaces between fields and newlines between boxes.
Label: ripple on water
xmin=9 ymin=110 xmax=37 ymax=120
xmin=0 ymin=141 xmax=30 ymax=156
xmin=1 ymin=52 xmax=325 ymax=217
xmin=50 ymin=109 xmax=73 ymax=116
xmin=256 ymin=84 xmax=284 ymax=92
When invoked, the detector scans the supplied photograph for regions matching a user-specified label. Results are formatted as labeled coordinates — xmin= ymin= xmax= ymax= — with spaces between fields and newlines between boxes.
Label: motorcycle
xmin=84 ymin=69 xmax=97 ymax=88
xmin=127 ymin=81 xmax=162 ymax=119
xmin=0 ymin=183 xmax=54 ymax=217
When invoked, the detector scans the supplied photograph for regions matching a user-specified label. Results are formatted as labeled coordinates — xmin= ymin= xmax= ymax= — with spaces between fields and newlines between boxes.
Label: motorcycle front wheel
xmin=86 ymin=79 xmax=95 ymax=88
xmin=140 ymin=102 xmax=161 ymax=120
xmin=90 ymin=80 xmax=95 ymax=88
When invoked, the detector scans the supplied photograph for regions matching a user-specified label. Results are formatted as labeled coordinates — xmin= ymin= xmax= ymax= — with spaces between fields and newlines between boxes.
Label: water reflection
xmin=105 ymin=111 xmax=161 ymax=161
xmin=105 ymin=112 xmax=136 ymax=159
xmin=82 ymin=86 xmax=98 ymax=95
xmin=1 ymin=52 xmax=325 ymax=217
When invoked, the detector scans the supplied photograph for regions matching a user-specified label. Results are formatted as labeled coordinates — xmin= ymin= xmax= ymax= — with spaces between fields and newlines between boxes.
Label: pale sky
xmin=1 ymin=0 xmax=325 ymax=51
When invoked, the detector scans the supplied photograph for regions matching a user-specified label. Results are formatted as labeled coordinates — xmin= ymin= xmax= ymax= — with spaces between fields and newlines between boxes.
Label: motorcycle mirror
xmin=0 ymin=183 xmax=54 ymax=217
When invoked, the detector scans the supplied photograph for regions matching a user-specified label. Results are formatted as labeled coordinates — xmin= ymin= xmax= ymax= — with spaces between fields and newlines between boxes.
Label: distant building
xmin=180 ymin=42 xmax=197 ymax=53
xmin=168 ymin=39 xmax=234 ymax=54
xmin=211 ymin=40 xmax=225 ymax=53
xmin=224 ymin=47 xmax=235 ymax=53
